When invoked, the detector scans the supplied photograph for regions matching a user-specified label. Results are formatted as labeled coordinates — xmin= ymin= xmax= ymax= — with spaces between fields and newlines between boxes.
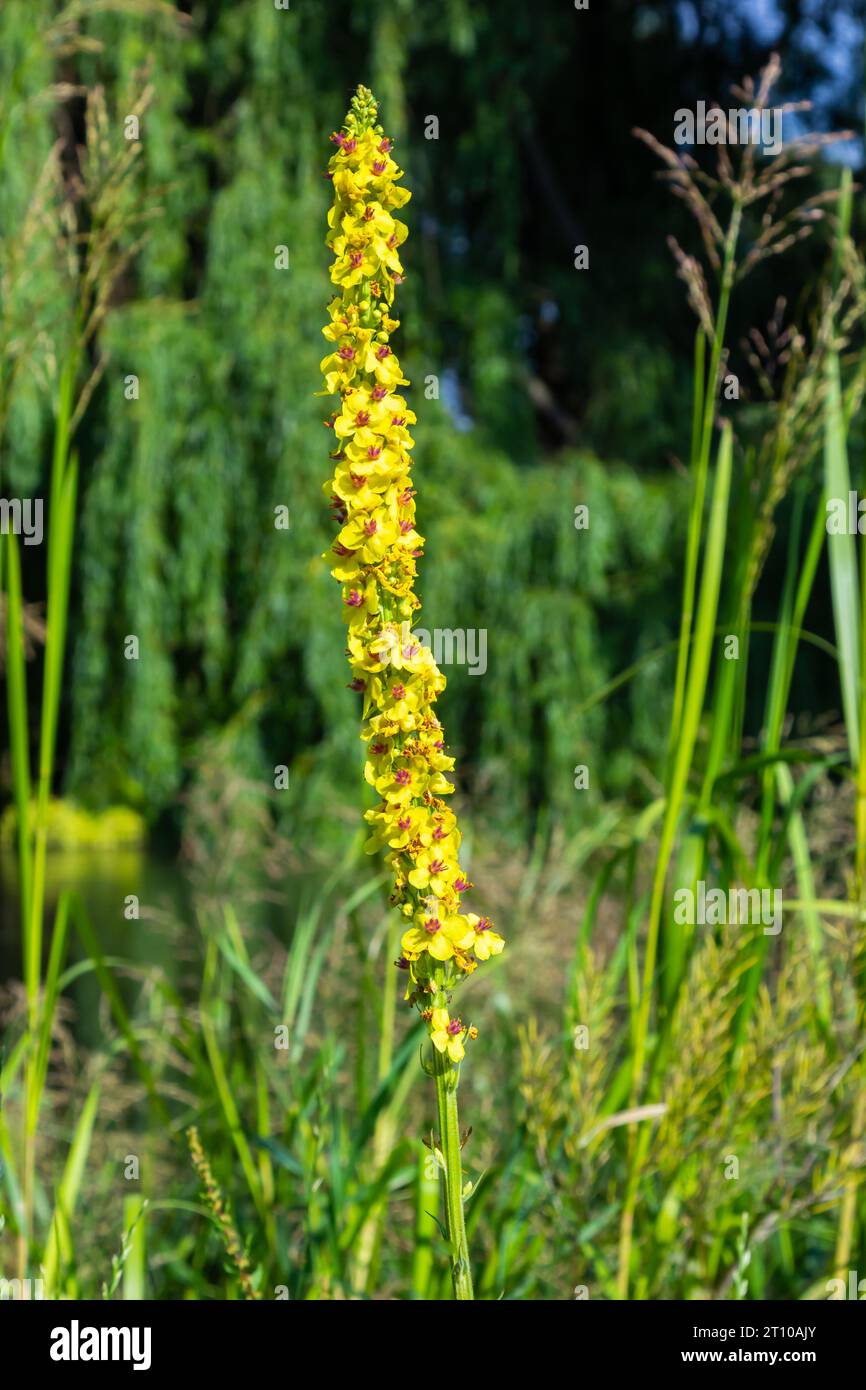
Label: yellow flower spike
xmin=321 ymin=86 xmax=503 ymax=1301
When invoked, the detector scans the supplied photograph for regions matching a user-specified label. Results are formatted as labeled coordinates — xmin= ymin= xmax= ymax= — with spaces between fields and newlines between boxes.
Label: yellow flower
xmin=370 ymin=755 xmax=426 ymax=801
xmin=401 ymin=913 xmax=476 ymax=962
xmin=332 ymin=467 xmax=390 ymax=514
xmin=359 ymin=625 xmax=425 ymax=674
xmin=331 ymin=166 xmax=373 ymax=204
xmin=336 ymin=507 xmax=398 ymax=563
xmin=363 ymin=802 xmax=424 ymax=852
xmin=429 ymin=1008 xmax=465 ymax=1063
xmin=333 ymin=389 xmax=408 ymax=440
xmin=407 ymin=847 xmax=452 ymax=896
xmin=330 ymin=241 xmax=379 ymax=288
xmin=342 ymin=577 xmax=380 ymax=628
xmin=359 ymin=340 xmax=408 ymax=390
xmin=472 ymin=918 xmax=505 ymax=961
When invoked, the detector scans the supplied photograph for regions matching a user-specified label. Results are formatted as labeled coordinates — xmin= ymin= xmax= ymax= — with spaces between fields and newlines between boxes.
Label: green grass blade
xmin=824 ymin=353 xmax=860 ymax=765
xmin=3 ymin=533 xmax=32 ymax=939
xmin=43 ymin=1080 xmax=101 ymax=1295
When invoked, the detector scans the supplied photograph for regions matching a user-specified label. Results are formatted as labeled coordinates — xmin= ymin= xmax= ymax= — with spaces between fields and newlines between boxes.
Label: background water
xmin=0 ymin=849 xmax=190 ymax=1048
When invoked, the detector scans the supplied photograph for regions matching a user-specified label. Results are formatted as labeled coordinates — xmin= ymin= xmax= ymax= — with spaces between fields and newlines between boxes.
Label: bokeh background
xmin=3 ymin=0 xmax=861 ymax=843
xmin=1 ymin=0 xmax=866 ymax=1301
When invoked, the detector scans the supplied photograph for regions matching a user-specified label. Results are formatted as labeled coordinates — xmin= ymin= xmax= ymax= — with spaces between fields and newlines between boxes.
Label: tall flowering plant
xmin=319 ymin=86 xmax=503 ymax=1299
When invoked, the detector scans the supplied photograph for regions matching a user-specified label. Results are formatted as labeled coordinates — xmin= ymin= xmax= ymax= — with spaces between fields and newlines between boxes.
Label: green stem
xmin=16 ymin=352 xmax=78 ymax=1283
xmin=433 ymin=1049 xmax=474 ymax=1300
xmin=665 ymin=204 xmax=741 ymax=778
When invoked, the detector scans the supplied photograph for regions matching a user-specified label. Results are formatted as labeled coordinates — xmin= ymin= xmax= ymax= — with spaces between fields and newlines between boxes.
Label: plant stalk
xmin=433 ymin=1050 xmax=474 ymax=1300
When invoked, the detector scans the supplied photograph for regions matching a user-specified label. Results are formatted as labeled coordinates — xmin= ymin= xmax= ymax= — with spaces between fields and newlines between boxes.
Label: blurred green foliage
xmin=1 ymin=0 xmax=860 ymax=837
xmin=3 ymin=0 xmax=866 ymax=1308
